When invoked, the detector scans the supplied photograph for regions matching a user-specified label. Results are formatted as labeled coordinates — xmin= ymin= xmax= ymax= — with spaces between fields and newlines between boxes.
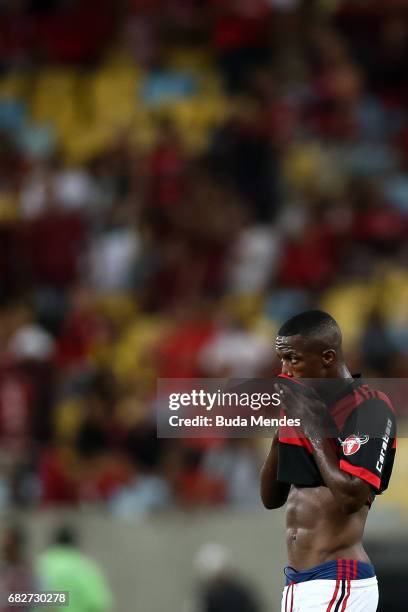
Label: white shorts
xmin=281 ymin=577 xmax=378 ymax=611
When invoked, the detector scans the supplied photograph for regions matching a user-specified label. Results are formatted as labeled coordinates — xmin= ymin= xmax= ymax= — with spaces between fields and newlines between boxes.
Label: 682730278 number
xmin=6 ymin=592 xmax=69 ymax=607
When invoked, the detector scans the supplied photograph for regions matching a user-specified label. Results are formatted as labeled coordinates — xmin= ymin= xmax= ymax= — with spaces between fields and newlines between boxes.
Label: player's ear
xmin=322 ymin=349 xmax=336 ymax=367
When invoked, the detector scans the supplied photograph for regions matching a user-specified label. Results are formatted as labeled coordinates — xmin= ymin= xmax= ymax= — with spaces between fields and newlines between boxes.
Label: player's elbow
xmin=261 ymin=496 xmax=284 ymax=510
xmin=259 ymin=462 xmax=290 ymax=509
xmin=260 ymin=483 xmax=290 ymax=510
xmin=260 ymin=486 xmax=277 ymax=509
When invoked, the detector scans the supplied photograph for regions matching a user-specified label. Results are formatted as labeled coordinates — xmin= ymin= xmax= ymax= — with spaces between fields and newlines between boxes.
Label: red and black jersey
xmin=277 ymin=376 xmax=396 ymax=497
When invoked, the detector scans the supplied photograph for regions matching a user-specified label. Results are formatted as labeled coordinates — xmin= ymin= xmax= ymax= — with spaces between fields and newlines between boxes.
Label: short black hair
xmin=278 ymin=310 xmax=341 ymax=348
xmin=53 ymin=525 xmax=78 ymax=547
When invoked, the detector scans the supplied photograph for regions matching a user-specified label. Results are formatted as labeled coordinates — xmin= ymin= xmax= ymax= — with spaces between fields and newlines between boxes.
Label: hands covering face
xmin=274 ymin=382 xmax=327 ymax=437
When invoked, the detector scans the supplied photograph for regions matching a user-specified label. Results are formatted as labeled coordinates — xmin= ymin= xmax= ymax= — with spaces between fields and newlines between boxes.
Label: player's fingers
xmin=274 ymin=382 xmax=285 ymax=398
xmin=274 ymin=383 xmax=289 ymax=410
xmin=274 ymin=383 xmax=293 ymax=400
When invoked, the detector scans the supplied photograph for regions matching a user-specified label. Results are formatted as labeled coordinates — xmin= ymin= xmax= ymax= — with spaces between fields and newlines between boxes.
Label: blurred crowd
xmin=0 ymin=0 xmax=408 ymax=515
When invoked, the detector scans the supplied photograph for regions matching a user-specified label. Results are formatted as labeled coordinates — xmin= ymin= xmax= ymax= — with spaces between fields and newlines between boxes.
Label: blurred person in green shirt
xmin=37 ymin=526 xmax=114 ymax=612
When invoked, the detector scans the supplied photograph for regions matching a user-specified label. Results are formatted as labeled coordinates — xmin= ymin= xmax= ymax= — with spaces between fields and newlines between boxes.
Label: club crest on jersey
xmin=340 ymin=435 xmax=369 ymax=456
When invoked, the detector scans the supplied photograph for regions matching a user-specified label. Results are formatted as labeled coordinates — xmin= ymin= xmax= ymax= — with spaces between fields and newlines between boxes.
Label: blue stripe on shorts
xmin=284 ymin=559 xmax=375 ymax=586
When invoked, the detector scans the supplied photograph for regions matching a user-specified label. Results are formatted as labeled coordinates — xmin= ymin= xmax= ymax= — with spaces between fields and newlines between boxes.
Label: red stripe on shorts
xmin=340 ymin=560 xmax=351 ymax=611
xmin=284 ymin=583 xmax=289 ymax=612
xmin=326 ymin=559 xmax=342 ymax=612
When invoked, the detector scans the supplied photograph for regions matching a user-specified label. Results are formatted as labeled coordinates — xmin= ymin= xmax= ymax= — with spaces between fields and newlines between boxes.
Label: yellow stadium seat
xmin=31 ymin=69 xmax=76 ymax=119
xmin=62 ymin=122 xmax=115 ymax=165
xmin=54 ymin=398 xmax=85 ymax=443
xmin=90 ymin=66 xmax=140 ymax=128
xmin=377 ymin=267 xmax=408 ymax=326
xmin=0 ymin=192 xmax=18 ymax=222
xmin=283 ymin=142 xmax=345 ymax=196
xmin=113 ymin=316 xmax=168 ymax=385
xmin=0 ymin=74 xmax=28 ymax=97
xmin=320 ymin=283 xmax=378 ymax=348
xmin=167 ymin=47 xmax=214 ymax=72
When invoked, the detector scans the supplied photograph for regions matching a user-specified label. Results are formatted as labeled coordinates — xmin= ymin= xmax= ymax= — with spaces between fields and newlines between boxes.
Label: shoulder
xmin=331 ymin=383 xmax=396 ymax=434
xmin=352 ymin=385 xmax=395 ymax=418
xmin=342 ymin=386 xmax=396 ymax=439
xmin=357 ymin=384 xmax=395 ymax=413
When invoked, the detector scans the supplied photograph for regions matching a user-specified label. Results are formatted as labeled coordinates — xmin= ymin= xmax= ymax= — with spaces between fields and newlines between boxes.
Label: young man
xmin=260 ymin=310 xmax=396 ymax=612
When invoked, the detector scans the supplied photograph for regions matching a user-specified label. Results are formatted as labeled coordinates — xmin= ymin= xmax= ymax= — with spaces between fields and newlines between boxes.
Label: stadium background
xmin=0 ymin=0 xmax=407 ymax=610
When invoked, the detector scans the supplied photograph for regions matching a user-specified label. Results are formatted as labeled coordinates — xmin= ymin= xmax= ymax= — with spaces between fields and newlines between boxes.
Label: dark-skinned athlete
xmin=260 ymin=310 xmax=396 ymax=612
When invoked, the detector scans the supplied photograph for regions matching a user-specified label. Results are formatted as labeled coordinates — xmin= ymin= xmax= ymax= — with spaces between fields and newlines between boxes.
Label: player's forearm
xmin=308 ymin=435 xmax=370 ymax=514
xmin=260 ymin=432 xmax=291 ymax=509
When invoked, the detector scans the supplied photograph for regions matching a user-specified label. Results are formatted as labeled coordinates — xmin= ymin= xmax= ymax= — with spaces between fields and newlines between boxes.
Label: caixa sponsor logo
xmin=376 ymin=418 xmax=393 ymax=474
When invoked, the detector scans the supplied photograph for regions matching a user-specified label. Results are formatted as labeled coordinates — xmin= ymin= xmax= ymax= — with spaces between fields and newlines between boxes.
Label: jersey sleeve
xmin=338 ymin=396 xmax=396 ymax=493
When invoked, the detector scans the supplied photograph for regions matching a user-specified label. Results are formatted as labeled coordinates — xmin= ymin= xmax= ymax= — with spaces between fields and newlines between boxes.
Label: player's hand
xmin=274 ymin=382 xmax=326 ymax=436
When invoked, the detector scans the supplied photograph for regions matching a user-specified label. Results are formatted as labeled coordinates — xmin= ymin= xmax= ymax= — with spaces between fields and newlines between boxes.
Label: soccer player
xmin=260 ymin=310 xmax=396 ymax=612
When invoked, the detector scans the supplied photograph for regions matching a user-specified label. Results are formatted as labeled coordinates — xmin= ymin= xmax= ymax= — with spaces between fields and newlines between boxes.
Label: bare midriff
xmin=286 ymin=486 xmax=371 ymax=571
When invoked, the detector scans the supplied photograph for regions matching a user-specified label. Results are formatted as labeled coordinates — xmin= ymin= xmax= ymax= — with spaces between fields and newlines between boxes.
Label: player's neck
xmin=317 ymin=364 xmax=354 ymax=402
